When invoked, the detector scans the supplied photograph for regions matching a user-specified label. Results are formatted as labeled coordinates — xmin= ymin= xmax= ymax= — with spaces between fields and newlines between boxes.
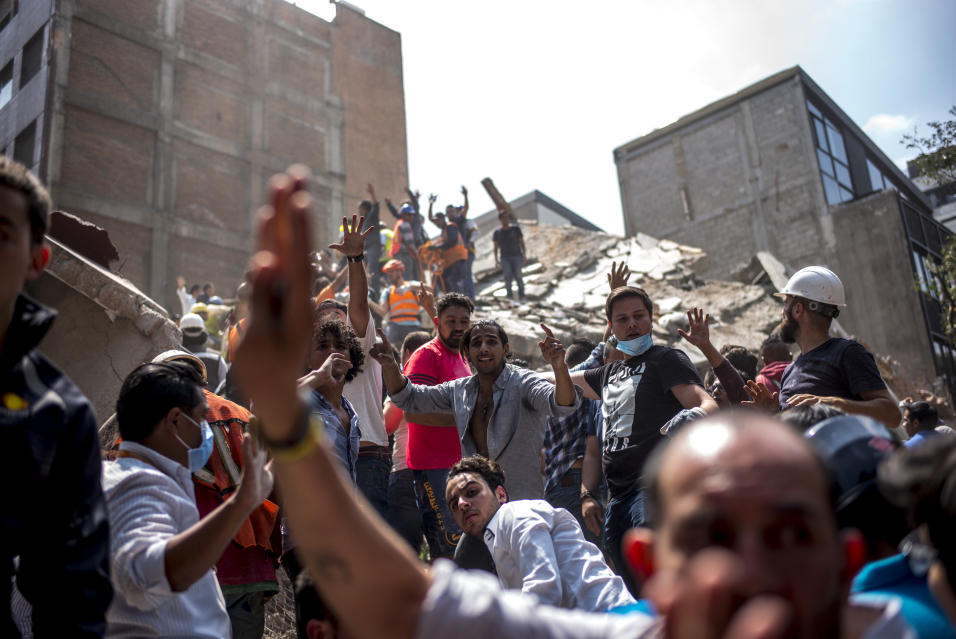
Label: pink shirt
xmin=403 ymin=337 xmax=471 ymax=469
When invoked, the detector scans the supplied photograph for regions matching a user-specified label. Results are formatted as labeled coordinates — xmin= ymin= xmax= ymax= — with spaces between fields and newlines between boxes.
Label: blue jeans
xmin=413 ymin=468 xmax=463 ymax=560
xmin=356 ymin=450 xmax=391 ymax=519
xmin=387 ymin=469 xmax=424 ymax=552
xmin=604 ymin=489 xmax=646 ymax=597
xmin=546 ymin=468 xmax=603 ymax=551
xmin=442 ymin=260 xmax=468 ymax=296
xmin=500 ymin=255 xmax=525 ymax=299
xmin=463 ymin=251 xmax=476 ymax=300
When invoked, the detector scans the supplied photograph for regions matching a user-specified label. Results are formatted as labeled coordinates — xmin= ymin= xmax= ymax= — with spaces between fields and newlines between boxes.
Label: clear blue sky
xmin=297 ymin=0 xmax=956 ymax=235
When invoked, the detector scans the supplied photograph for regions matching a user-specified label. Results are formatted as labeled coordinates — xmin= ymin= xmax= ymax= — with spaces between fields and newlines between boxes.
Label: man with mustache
xmin=769 ymin=266 xmax=899 ymax=429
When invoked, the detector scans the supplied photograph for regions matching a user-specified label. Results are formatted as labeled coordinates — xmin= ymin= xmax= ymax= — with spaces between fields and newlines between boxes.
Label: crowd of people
xmin=4 ymin=155 xmax=956 ymax=639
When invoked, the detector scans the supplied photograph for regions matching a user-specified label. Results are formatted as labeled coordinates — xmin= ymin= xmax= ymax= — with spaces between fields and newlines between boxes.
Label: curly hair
xmin=447 ymin=455 xmax=507 ymax=494
xmin=0 ymin=156 xmax=51 ymax=244
xmin=313 ymin=319 xmax=364 ymax=382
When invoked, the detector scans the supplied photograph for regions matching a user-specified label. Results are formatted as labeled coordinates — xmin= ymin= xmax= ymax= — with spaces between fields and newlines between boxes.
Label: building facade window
xmin=866 ymin=158 xmax=894 ymax=193
xmin=13 ymin=119 xmax=36 ymax=166
xmin=0 ymin=1 xmax=17 ymax=32
xmin=20 ymin=25 xmax=44 ymax=89
xmin=0 ymin=61 xmax=12 ymax=109
xmin=807 ymin=100 xmax=854 ymax=205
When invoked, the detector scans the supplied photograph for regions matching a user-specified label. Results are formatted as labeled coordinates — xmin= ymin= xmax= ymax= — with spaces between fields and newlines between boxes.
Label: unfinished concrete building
xmin=1 ymin=0 xmax=408 ymax=313
xmin=614 ymin=67 xmax=955 ymax=398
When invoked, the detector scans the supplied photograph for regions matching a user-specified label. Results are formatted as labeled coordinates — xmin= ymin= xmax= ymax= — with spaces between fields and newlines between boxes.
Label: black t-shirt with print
xmin=583 ymin=345 xmax=703 ymax=500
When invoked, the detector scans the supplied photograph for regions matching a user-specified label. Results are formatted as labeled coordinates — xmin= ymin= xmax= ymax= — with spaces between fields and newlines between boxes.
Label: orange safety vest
xmin=387 ymin=285 xmax=421 ymax=323
xmin=225 ymin=318 xmax=247 ymax=364
xmin=193 ymin=390 xmax=280 ymax=554
xmin=442 ymin=222 xmax=468 ymax=266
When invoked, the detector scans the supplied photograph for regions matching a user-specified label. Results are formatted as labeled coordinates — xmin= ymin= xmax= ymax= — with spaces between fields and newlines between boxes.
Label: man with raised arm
xmin=371 ymin=318 xmax=580 ymax=502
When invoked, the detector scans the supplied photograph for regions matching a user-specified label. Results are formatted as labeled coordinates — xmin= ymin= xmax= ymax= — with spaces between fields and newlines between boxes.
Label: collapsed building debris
xmin=24 ymin=238 xmax=181 ymax=424
xmin=468 ymin=221 xmax=780 ymax=372
xmin=466 ymin=221 xmax=952 ymax=414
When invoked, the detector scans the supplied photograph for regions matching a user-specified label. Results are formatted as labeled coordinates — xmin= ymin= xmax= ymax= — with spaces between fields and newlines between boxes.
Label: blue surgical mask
xmin=615 ymin=333 xmax=653 ymax=357
xmin=176 ymin=412 xmax=214 ymax=473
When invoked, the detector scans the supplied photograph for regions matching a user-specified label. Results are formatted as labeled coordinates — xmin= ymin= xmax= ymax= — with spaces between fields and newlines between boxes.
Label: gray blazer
xmin=390 ymin=364 xmax=581 ymax=500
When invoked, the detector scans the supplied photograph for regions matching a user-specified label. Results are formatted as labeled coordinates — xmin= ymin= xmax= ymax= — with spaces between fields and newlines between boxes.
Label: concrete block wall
xmin=616 ymin=78 xmax=827 ymax=279
xmin=829 ymin=190 xmax=937 ymax=384
xmin=33 ymin=0 xmax=406 ymax=314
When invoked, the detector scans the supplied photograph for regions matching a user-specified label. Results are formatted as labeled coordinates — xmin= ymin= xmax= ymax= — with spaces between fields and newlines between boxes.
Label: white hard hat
xmin=776 ymin=266 xmax=846 ymax=307
xmin=151 ymin=349 xmax=208 ymax=382
xmin=180 ymin=313 xmax=206 ymax=333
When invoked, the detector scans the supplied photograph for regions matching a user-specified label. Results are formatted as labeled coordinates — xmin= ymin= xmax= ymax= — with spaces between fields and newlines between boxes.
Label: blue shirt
xmin=852 ymin=554 xmax=955 ymax=639
xmin=308 ymin=390 xmax=361 ymax=482
xmin=905 ymin=430 xmax=942 ymax=449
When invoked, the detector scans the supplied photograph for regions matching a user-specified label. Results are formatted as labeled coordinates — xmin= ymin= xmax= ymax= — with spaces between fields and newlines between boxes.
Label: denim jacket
xmin=391 ymin=364 xmax=581 ymax=500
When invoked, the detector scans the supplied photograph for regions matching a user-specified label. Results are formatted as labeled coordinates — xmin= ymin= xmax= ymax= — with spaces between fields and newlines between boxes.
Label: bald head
xmin=639 ymin=412 xmax=848 ymax=639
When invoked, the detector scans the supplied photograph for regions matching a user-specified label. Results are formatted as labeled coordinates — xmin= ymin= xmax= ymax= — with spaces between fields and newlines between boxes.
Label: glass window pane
xmin=0 ymin=61 xmax=12 ymax=109
xmin=814 ymin=119 xmax=829 ymax=152
xmin=867 ymin=159 xmax=883 ymax=192
xmin=807 ymin=100 xmax=822 ymax=117
xmin=827 ymin=125 xmax=847 ymax=162
xmin=817 ymin=149 xmax=834 ymax=176
xmin=839 ymin=186 xmax=853 ymax=203
xmin=822 ymin=174 xmax=841 ymax=205
xmin=13 ymin=119 xmax=36 ymax=166
xmin=20 ymin=26 xmax=44 ymax=89
xmin=835 ymin=161 xmax=853 ymax=190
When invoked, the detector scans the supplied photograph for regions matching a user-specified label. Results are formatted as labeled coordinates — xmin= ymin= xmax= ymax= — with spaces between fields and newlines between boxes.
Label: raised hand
xmin=607 ymin=261 xmax=631 ymax=290
xmin=428 ymin=193 xmax=437 ymax=204
xmin=176 ymin=275 xmax=186 ymax=288
xmin=369 ymin=328 xmax=399 ymax=369
xmin=328 ymin=214 xmax=374 ymax=258
xmin=232 ymin=165 xmax=314 ymax=439
xmin=677 ymin=307 xmax=712 ymax=350
xmin=742 ymin=380 xmax=779 ymax=412
xmin=235 ymin=433 xmax=274 ymax=511
xmin=367 ymin=183 xmax=376 ymax=200
xmin=460 ymin=185 xmax=468 ymax=196
xmin=538 ymin=323 xmax=566 ymax=369
xmin=318 ymin=352 xmax=353 ymax=385
xmin=416 ymin=281 xmax=436 ymax=320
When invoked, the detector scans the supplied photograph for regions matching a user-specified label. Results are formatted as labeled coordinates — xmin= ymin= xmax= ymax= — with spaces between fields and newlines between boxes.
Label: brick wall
xmin=42 ymin=0 xmax=407 ymax=309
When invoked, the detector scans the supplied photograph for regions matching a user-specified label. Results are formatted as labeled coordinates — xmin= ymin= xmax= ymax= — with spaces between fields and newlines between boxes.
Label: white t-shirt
xmin=345 ymin=309 xmax=387 ymax=446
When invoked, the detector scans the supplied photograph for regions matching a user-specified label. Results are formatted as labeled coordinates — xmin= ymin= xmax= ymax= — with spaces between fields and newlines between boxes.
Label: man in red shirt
xmin=404 ymin=292 xmax=474 ymax=559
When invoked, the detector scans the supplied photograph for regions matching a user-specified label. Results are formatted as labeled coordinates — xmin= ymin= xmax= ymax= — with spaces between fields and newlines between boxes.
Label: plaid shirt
xmin=542 ymin=343 xmax=605 ymax=494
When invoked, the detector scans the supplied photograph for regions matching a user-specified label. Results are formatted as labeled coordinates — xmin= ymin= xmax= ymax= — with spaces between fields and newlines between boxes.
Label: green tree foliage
xmin=903 ymin=105 xmax=956 ymax=185
xmin=930 ymin=236 xmax=956 ymax=345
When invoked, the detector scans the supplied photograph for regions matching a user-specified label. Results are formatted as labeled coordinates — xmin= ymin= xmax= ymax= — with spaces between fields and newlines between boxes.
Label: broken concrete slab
xmin=24 ymin=238 xmax=182 ymax=424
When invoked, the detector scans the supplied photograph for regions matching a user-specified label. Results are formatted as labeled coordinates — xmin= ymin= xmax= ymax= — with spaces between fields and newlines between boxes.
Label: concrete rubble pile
xmin=467 ymin=221 xmax=783 ymax=371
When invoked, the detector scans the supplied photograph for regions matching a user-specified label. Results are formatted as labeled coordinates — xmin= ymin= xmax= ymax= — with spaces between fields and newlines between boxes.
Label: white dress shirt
xmin=483 ymin=500 xmax=635 ymax=611
xmin=101 ymin=441 xmax=231 ymax=638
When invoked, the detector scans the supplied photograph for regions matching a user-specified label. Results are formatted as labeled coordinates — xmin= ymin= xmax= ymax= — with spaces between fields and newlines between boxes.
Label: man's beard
xmin=777 ymin=313 xmax=798 ymax=344
xmin=440 ymin=332 xmax=463 ymax=350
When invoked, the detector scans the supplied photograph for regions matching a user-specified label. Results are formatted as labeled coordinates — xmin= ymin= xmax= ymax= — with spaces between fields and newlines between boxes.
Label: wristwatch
xmin=580 ymin=488 xmax=598 ymax=502
xmin=347 ymin=253 xmax=365 ymax=263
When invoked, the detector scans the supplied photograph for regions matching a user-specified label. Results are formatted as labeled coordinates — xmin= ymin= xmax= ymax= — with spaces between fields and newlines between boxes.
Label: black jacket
xmin=1 ymin=294 xmax=112 ymax=637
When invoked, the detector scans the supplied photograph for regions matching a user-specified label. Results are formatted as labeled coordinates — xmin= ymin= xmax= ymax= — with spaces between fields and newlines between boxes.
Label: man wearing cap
xmin=770 ymin=266 xmax=899 ymax=429
xmin=901 ymin=400 xmax=943 ymax=448
xmin=380 ymin=259 xmax=427 ymax=346
xmin=180 ymin=312 xmax=227 ymax=392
